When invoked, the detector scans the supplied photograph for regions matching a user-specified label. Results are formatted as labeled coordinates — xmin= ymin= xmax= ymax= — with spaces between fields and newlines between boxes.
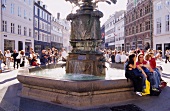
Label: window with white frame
xmin=29 ymin=12 xmax=32 ymax=21
xmin=18 ymin=25 xmax=21 ymax=35
xmin=39 ymin=21 xmax=41 ymax=29
xmin=156 ymin=2 xmax=162 ymax=10
xmin=48 ymin=15 xmax=51 ymax=22
xmin=165 ymin=15 xmax=169 ymax=32
xmin=35 ymin=19 xmax=38 ymax=28
xmin=29 ymin=28 xmax=31 ymax=37
xmin=2 ymin=21 xmax=7 ymax=32
xmin=44 ymin=12 xmax=46 ymax=20
xmin=18 ymin=6 xmax=21 ymax=17
xmin=24 ymin=10 xmax=27 ymax=19
xmin=48 ymin=24 xmax=50 ymax=32
xmin=35 ymin=31 xmax=38 ymax=40
xmin=42 ymin=34 xmax=44 ymax=41
xmin=39 ymin=9 xmax=42 ymax=18
xmin=2 ymin=0 xmax=6 ymax=4
xmin=24 ymin=27 xmax=27 ymax=36
xmin=45 ymin=24 xmax=47 ymax=31
xmin=34 ymin=6 xmax=38 ymax=16
xmin=11 ymin=23 xmax=15 ymax=33
xmin=41 ymin=10 xmax=44 ymax=18
xmin=156 ymin=18 xmax=161 ymax=34
xmin=11 ymin=3 xmax=15 ymax=14
xmin=29 ymin=0 xmax=31 ymax=5
xmin=42 ymin=22 xmax=44 ymax=30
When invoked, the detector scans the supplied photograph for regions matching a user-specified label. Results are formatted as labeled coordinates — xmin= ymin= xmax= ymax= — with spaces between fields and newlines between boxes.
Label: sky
xmin=41 ymin=0 xmax=127 ymax=25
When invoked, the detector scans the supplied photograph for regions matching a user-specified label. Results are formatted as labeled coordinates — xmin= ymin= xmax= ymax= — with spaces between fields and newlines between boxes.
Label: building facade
xmin=61 ymin=19 xmax=71 ymax=52
xmin=51 ymin=16 xmax=64 ymax=50
xmin=0 ymin=0 xmax=34 ymax=53
xmin=125 ymin=0 xmax=153 ymax=52
xmin=34 ymin=0 xmax=51 ymax=54
xmin=104 ymin=10 xmax=125 ymax=50
xmin=114 ymin=12 xmax=125 ymax=51
xmin=153 ymin=0 xmax=170 ymax=56
xmin=104 ymin=15 xmax=115 ymax=49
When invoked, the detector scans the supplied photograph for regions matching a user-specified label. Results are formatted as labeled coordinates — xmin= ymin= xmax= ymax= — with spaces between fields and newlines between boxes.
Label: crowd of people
xmin=103 ymin=48 xmax=170 ymax=64
xmin=102 ymin=48 xmax=169 ymax=96
xmin=0 ymin=47 xmax=68 ymax=73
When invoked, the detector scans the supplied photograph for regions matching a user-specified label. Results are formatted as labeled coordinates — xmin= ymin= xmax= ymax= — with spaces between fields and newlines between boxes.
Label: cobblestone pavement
xmin=0 ymin=61 xmax=170 ymax=111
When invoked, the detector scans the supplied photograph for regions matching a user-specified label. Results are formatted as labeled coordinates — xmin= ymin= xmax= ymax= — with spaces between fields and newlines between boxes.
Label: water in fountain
xmin=30 ymin=63 xmax=125 ymax=81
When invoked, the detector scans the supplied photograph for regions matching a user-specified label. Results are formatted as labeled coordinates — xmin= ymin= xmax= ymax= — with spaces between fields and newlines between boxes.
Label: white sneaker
xmin=136 ymin=92 xmax=142 ymax=96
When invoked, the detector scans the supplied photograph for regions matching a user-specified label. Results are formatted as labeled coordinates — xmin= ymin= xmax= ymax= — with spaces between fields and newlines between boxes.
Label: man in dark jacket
xmin=11 ymin=50 xmax=18 ymax=69
xmin=40 ymin=50 xmax=48 ymax=65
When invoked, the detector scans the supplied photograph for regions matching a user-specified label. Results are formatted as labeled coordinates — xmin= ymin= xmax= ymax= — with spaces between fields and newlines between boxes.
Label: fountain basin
xmin=17 ymin=63 xmax=141 ymax=110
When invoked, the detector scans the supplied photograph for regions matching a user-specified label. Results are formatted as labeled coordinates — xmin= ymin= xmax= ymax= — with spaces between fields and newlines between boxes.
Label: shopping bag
xmin=142 ymin=79 xmax=150 ymax=95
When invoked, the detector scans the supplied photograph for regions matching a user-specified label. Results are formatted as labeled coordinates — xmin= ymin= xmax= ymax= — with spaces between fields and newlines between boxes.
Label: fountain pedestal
xmin=66 ymin=0 xmax=105 ymax=76
xmin=66 ymin=53 xmax=105 ymax=76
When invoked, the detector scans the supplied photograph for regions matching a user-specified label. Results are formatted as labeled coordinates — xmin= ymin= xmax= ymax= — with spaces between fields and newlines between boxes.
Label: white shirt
xmin=5 ymin=53 xmax=11 ymax=58
xmin=121 ymin=54 xmax=127 ymax=62
xmin=62 ymin=51 xmax=68 ymax=59
xmin=105 ymin=54 xmax=110 ymax=61
xmin=115 ymin=54 xmax=121 ymax=63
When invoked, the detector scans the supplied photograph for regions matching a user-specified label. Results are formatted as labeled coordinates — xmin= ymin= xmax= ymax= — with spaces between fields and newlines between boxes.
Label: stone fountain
xmin=17 ymin=0 xmax=139 ymax=110
xmin=66 ymin=0 xmax=107 ymax=76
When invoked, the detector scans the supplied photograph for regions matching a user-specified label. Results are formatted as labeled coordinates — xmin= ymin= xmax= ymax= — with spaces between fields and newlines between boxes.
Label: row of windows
xmin=115 ymin=36 xmax=124 ymax=41
xmin=2 ymin=0 xmax=32 ymax=5
xmin=156 ymin=15 xmax=170 ymax=34
xmin=2 ymin=1 xmax=32 ymax=21
xmin=126 ymin=4 xmax=151 ymax=24
xmin=105 ymin=17 xmax=124 ymax=29
xmin=34 ymin=6 xmax=51 ymax=22
xmin=105 ymin=29 xmax=114 ymax=36
xmin=34 ymin=19 xmax=51 ymax=32
xmin=34 ymin=32 xmax=50 ymax=42
xmin=51 ymin=35 xmax=63 ymax=43
xmin=52 ymin=26 xmax=62 ymax=33
xmin=2 ymin=20 xmax=32 ymax=37
xmin=125 ymin=21 xmax=151 ymax=36
xmin=105 ymin=38 xmax=115 ymax=43
xmin=156 ymin=0 xmax=170 ymax=11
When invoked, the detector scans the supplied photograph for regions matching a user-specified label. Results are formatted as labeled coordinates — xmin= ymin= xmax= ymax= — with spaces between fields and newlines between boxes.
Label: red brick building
xmin=125 ymin=0 xmax=153 ymax=51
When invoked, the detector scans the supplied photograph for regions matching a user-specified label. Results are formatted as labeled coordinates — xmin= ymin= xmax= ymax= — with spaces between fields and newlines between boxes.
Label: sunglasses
xmin=139 ymin=56 xmax=143 ymax=58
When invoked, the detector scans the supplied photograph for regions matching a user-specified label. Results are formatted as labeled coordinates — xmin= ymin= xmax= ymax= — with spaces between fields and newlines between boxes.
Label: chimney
xmin=57 ymin=13 xmax=60 ymax=20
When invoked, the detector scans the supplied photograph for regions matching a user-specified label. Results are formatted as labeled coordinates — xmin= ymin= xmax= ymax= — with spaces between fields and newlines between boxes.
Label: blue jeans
xmin=0 ymin=60 xmax=2 ymax=70
xmin=142 ymin=67 xmax=158 ymax=88
xmin=133 ymin=68 xmax=146 ymax=89
xmin=153 ymin=68 xmax=161 ymax=88
xmin=153 ymin=68 xmax=161 ymax=80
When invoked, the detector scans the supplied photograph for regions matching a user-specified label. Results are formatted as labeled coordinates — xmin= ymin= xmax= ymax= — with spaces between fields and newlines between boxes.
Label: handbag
xmin=142 ymin=79 xmax=150 ymax=95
